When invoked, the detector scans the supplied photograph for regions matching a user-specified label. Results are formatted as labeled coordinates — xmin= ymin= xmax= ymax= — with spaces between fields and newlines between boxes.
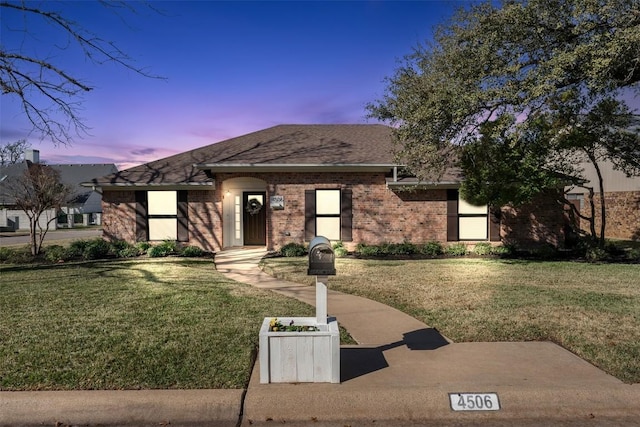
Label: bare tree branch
xmin=0 ymin=1 xmax=164 ymax=146
xmin=0 ymin=139 xmax=30 ymax=165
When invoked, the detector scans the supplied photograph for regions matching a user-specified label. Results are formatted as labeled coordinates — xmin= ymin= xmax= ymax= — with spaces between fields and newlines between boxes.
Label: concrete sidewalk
xmin=216 ymin=248 xmax=640 ymax=426
xmin=2 ymin=247 xmax=639 ymax=426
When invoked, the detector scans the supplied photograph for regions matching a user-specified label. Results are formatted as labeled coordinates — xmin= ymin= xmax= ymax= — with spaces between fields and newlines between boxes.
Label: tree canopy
xmin=369 ymin=0 xmax=639 ymax=188
xmin=368 ymin=0 xmax=640 ymax=245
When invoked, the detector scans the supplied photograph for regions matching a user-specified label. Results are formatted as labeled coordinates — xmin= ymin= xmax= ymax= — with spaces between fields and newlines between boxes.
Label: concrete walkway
xmin=2 ymin=247 xmax=639 ymax=426
xmin=216 ymin=248 xmax=640 ymax=426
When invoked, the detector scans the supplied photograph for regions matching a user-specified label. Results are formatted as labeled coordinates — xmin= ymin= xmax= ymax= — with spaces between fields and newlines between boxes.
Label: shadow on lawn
xmin=0 ymin=259 xmax=183 ymax=286
xmin=341 ymin=328 xmax=449 ymax=382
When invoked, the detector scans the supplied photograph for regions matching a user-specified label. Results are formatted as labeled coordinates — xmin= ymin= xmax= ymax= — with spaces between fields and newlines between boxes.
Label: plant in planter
xmin=269 ymin=317 xmax=319 ymax=332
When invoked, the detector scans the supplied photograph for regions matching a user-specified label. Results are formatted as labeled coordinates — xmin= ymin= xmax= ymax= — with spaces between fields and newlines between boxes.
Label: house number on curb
xmin=449 ymin=393 xmax=501 ymax=411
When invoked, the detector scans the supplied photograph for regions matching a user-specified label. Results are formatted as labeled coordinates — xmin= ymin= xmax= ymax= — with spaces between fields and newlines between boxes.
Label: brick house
xmin=566 ymin=159 xmax=640 ymax=241
xmin=88 ymin=124 xmax=567 ymax=252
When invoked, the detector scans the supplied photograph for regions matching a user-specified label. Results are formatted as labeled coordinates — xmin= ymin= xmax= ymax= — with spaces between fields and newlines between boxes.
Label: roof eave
xmin=386 ymin=179 xmax=461 ymax=190
xmin=194 ymin=163 xmax=399 ymax=173
xmin=81 ymin=181 xmax=215 ymax=190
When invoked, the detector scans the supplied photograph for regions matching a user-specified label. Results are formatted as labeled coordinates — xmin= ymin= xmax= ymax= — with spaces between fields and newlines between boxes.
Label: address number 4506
xmin=449 ymin=393 xmax=500 ymax=411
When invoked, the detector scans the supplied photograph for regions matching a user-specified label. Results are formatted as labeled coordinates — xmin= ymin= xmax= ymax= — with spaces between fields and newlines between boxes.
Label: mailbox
xmin=307 ymin=236 xmax=336 ymax=276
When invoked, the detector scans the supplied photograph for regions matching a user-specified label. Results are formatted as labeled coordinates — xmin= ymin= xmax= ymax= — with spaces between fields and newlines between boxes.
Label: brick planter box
xmin=259 ymin=317 xmax=340 ymax=383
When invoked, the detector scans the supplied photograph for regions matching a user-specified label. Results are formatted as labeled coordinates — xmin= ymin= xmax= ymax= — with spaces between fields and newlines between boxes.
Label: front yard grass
xmin=261 ymin=257 xmax=640 ymax=383
xmin=0 ymin=258 xmax=316 ymax=390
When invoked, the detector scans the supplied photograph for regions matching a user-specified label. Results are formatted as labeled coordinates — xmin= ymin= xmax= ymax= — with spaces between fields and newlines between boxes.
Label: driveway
xmin=0 ymin=228 xmax=103 ymax=246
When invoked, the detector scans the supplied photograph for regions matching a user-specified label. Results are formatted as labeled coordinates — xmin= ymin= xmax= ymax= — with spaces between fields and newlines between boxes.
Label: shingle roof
xmin=1 ymin=162 xmax=118 ymax=206
xmin=0 ymin=162 xmax=29 ymax=206
xmin=90 ymin=124 xmax=398 ymax=186
xmin=51 ymin=163 xmax=118 ymax=204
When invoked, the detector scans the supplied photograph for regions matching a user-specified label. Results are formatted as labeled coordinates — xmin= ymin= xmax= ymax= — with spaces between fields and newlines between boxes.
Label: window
xmin=315 ymin=189 xmax=341 ymax=240
xmin=148 ymin=191 xmax=178 ymax=240
xmin=235 ymin=195 xmax=241 ymax=240
xmin=135 ymin=190 xmax=189 ymax=242
xmin=447 ymin=189 xmax=494 ymax=241
xmin=566 ymin=193 xmax=584 ymax=210
xmin=305 ymin=189 xmax=352 ymax=242
xmin=458 ymin=193 xmax=488 ymax=240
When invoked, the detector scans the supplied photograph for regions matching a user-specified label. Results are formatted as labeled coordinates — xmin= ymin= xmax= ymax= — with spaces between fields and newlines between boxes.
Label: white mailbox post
xmin=259 ymin=236 xmax=340 ymax=383
xmin=316 ymin=275 xmax=328 ymax=325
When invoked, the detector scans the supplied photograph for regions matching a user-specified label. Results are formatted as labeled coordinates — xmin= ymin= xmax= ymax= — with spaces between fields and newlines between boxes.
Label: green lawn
xmin=3 ymin=255 xmax=638 ymax=390
xmin=0 ymin=258 xmax=316 ymax=390
xmin=261 ymin=257 xmax=640 ymax=383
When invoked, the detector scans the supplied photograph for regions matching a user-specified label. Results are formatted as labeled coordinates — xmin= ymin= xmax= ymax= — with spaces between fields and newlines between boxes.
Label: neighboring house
xmin=52 ymin=162 xmax=118 ymax=227
xmin=566 ymin=160 xmax=640 ymax=241
xmin=0 ymin=160 xmax=57 ymax=231
xmin=88 ymin=124 xmax=568 ymax=252
xmin=0 ymin=150 xmax=117 ymax=231
xmin=565 ymin=116 xmax=640 ymax=241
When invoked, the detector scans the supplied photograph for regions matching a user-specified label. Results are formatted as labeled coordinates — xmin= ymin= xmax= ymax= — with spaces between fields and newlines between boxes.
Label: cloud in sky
xmin=130 ymin=148 xmax=157 ymax=156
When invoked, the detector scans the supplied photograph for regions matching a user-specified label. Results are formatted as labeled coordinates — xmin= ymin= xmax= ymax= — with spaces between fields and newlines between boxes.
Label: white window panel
xmin=316 ymin=190 xmax=340 ymax=215
xmin=459 ymin=217 xmax=488 ymax=240
xmin=458 ymin=194 xmax=487 ymax=215
xmin=148 ymin=191 xmax=177 ymax=215
xmin=149 ymin=218 xmax=177 ymax=241
xmin=235 ymin=195 xmax=241 ymax=240
xmin=316 ymin=217 xmax=341 ymax=241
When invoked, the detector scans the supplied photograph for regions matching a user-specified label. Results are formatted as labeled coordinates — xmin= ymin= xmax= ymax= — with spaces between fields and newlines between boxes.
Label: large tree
xmin=0 ymin=139 xmax=30 ymax=165
xmin=5 ymin=163 xmax=72 ymax=255
xmin=0 ymin=1 xmax=161 ymax=145
xmin=369 ymin=0 xmax=640 ymax=246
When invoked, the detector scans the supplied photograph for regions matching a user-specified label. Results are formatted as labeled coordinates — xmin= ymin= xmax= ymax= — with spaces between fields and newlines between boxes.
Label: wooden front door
xmin=243 ymin=192 xmax=266 ymax=245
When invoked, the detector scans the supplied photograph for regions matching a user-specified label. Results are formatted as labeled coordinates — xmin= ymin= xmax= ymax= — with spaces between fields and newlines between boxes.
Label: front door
xmin=243 ymin=192 xmax=266 ymax=245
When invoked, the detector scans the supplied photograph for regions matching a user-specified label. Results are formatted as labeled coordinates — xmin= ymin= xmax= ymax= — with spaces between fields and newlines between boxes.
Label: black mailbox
xmin=307 ymin=236 xmax=336 ymax=276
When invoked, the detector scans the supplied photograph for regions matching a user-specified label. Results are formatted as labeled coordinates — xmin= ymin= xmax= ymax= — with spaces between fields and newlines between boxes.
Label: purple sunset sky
xmin=2 ymin=1 xmax=638 ymax=171
xmin=2 ymin=1 xmax=464 ymax=169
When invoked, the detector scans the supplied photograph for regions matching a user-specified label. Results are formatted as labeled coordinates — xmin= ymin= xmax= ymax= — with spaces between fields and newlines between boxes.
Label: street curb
xmin=242 ymin=383 xmax=640 ymax=426
xmin=0 ymin=389 xmax=243 ymax=427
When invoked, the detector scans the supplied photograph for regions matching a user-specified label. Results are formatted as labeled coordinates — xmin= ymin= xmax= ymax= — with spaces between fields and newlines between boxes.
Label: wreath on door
xmin=246 ymin=198 xmax=263 ymax=215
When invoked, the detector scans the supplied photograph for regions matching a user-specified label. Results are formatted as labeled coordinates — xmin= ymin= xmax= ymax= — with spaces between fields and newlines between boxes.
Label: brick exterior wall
xmin=500 ymin=190 xmax=568 ymax=248
xmin=101 ymin=173 xmax=568 ymax=251
xmin=217 ymin=172 xmax=448 ymax=251
xmin=102 ymin=190 xmax=137 ymax=243
xmin=580 ymin=191 xmax=640 ymax=241
xmin=187 ymin=189 xmax=221 ymax=252
xmin=101 ymin=188 xmax=221 ymax=252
